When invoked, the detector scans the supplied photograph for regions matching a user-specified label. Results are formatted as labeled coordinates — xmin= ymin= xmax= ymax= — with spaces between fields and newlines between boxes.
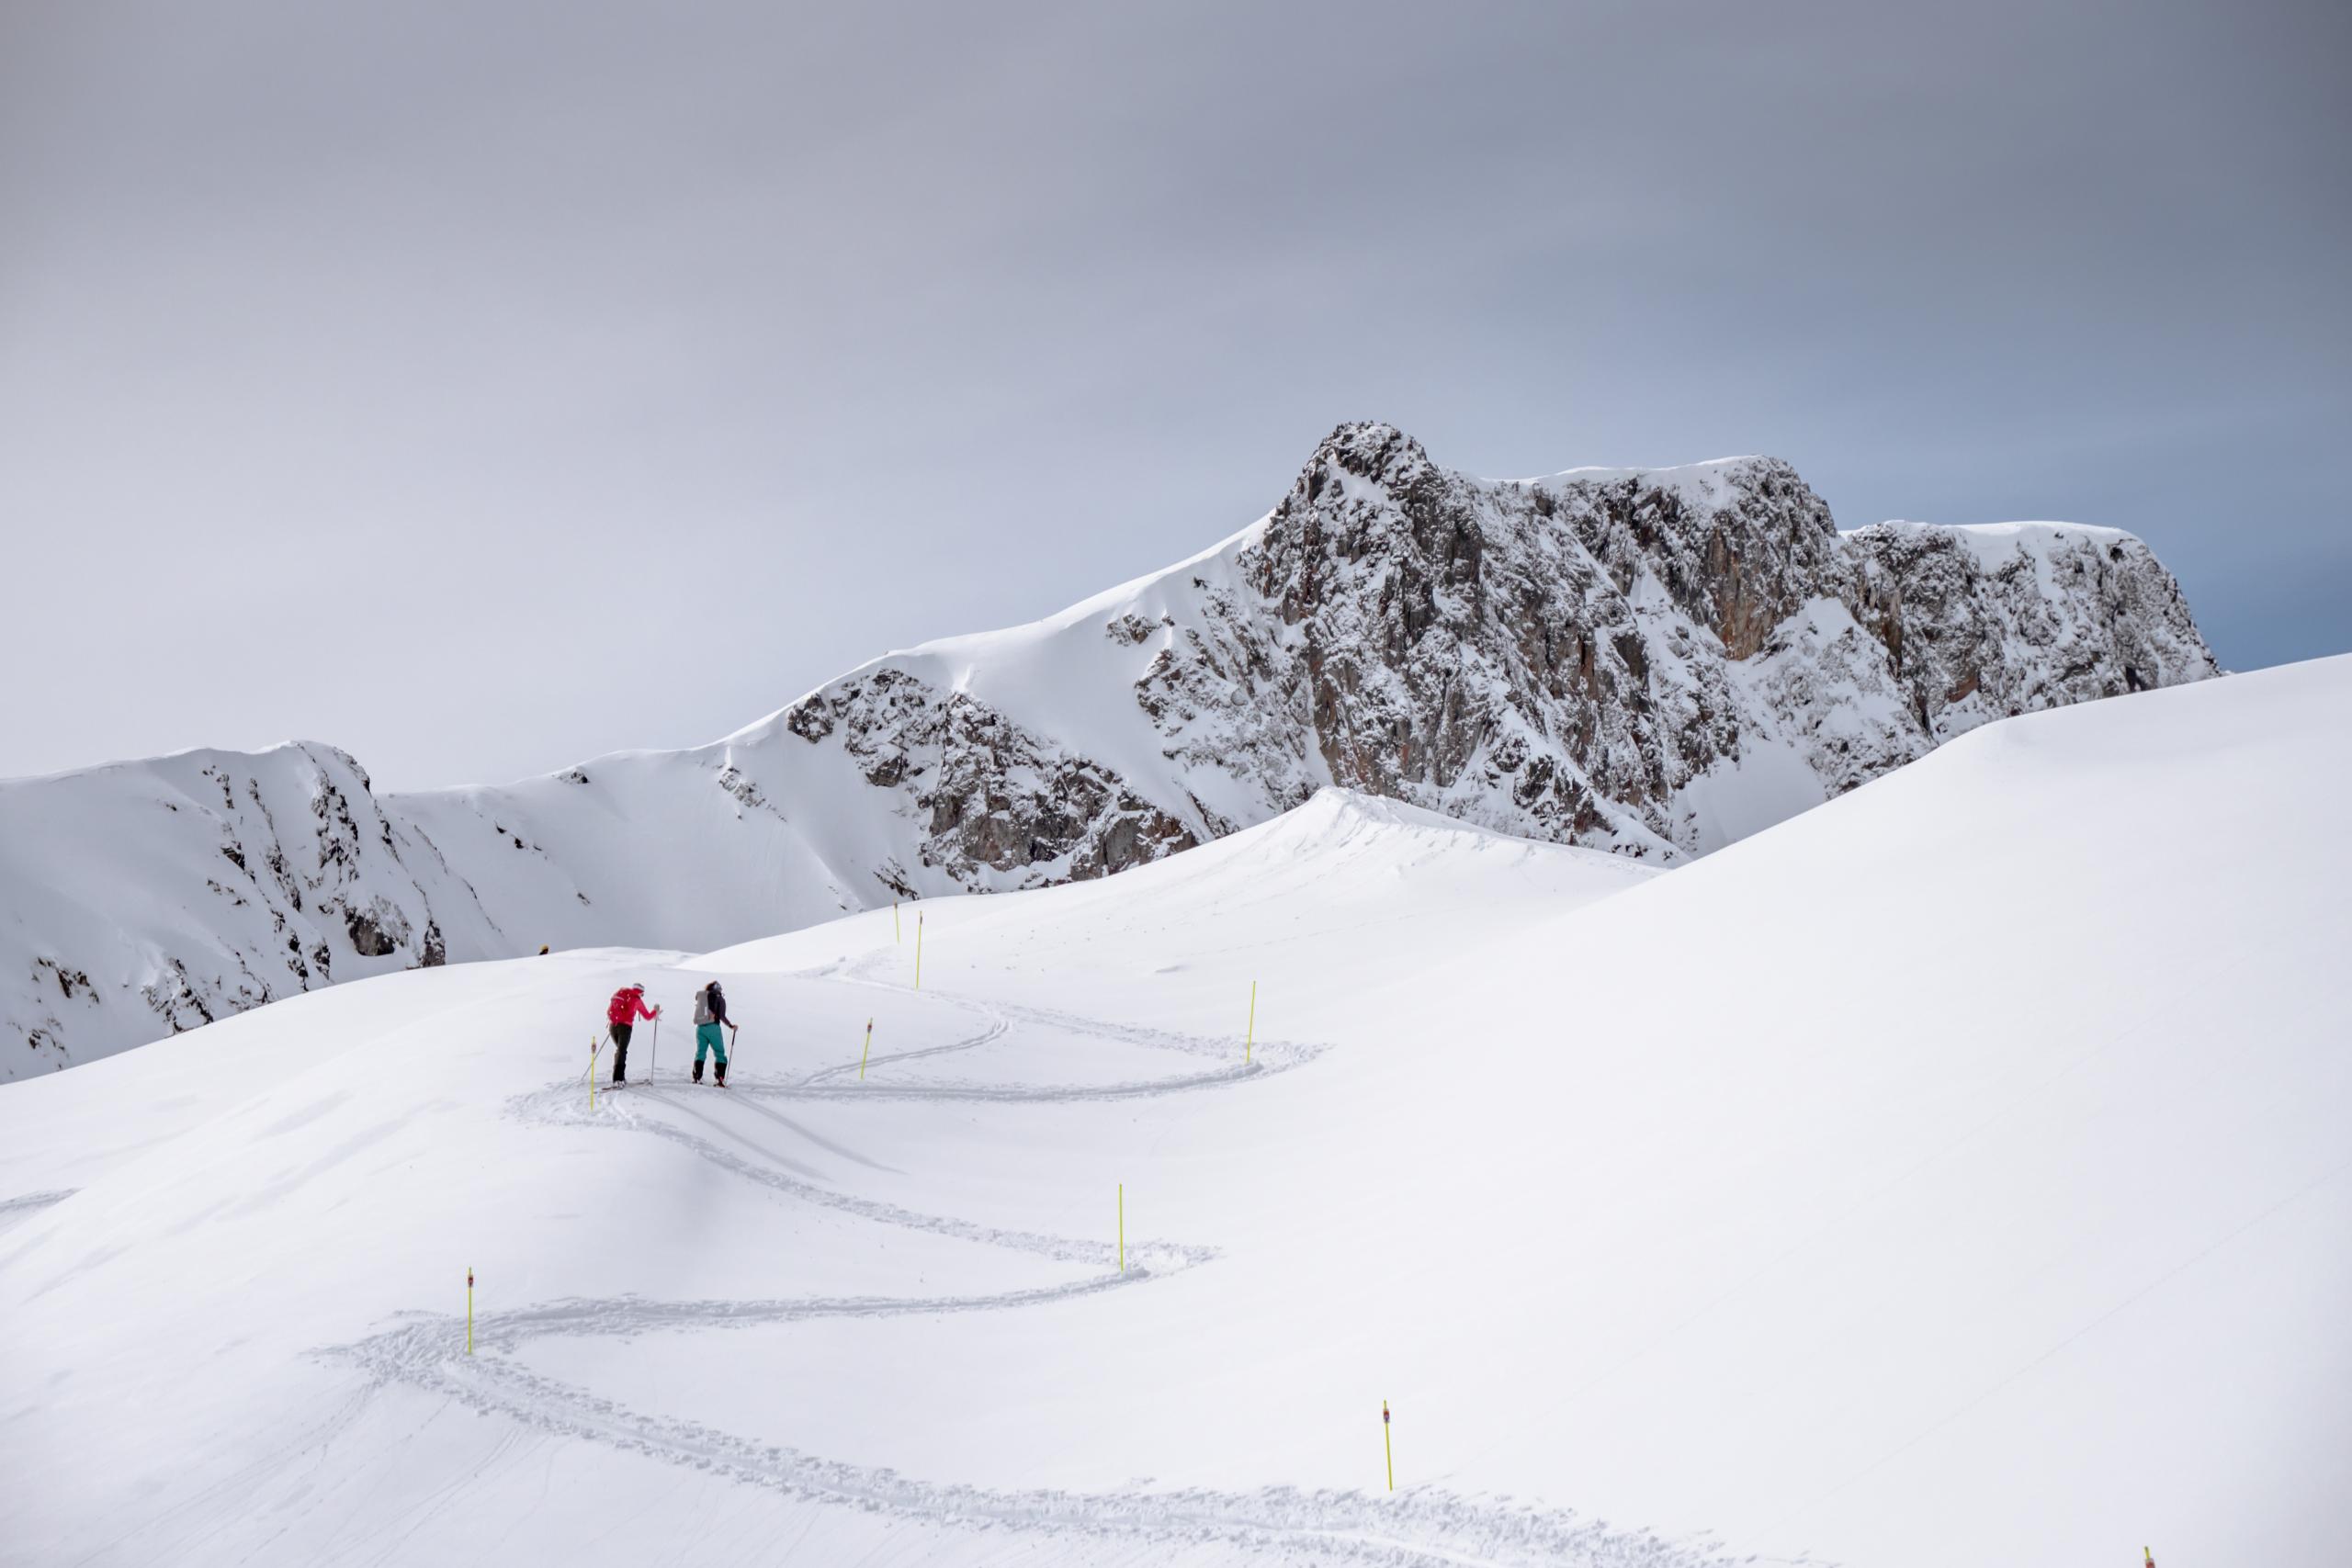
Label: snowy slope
xmin=3 ymin=660 xmax=2343 ymax=1567
xmin=1 ymin=423 xmax=2217 ymax=1077
xmin=378 ymin=518 xmax=1290 ymax=961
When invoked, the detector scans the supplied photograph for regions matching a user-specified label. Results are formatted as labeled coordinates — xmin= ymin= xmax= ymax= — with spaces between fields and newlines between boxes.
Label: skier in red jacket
xmin=604 ymin=983 xmax=659 ymax=1085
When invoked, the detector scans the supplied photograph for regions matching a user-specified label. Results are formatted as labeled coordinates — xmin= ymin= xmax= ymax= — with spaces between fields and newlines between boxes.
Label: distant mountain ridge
xmin=0 ymin=422 xmax=2217 ymax=1075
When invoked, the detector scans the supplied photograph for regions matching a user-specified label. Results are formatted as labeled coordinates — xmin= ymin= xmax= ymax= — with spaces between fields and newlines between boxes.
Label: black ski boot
xmin=692 ymin=1059 xmax=704 ymax=1084
xmin=714 ymin=1061 xmax=729 ymax=1089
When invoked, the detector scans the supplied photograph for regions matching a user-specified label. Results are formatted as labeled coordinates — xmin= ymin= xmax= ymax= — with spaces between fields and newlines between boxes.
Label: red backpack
xmin=605 ymin=987 xmax=639 ymax=1027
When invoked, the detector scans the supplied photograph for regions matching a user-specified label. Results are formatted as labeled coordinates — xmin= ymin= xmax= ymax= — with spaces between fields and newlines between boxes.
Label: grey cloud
xmin=2 ymin=0 xmax=2345 ymax=786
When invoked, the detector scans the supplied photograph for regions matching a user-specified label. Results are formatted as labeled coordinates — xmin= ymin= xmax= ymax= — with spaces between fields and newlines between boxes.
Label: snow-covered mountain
xmin=4 ymin=656 xmax=2343 ymax=1567
xmin=0 ymin=744 xmax=508 ymax=1076
xmin=0 ymin=423 xmax=2217 ymax=1077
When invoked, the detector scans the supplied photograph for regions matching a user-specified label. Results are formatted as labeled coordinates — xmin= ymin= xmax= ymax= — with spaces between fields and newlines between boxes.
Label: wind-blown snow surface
xmin=6 ymin=660 xmax=2346 ymax=1566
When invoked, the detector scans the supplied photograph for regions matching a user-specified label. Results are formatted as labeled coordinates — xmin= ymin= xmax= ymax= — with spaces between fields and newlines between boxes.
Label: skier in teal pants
xmin=692 ymin=980 xmax=737 ymax=1086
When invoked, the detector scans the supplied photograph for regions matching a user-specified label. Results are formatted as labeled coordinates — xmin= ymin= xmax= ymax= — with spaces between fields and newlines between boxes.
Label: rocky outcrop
xmin=1 ymin=744 xmax=501 ymax=1076
xmin=1078 ymin=423 xmax=2218 ymax=858
xmin=786 ymin=668 xmax=1199 ymax=888
xmin=1841 ymin=520 xmax=2212 ymax=728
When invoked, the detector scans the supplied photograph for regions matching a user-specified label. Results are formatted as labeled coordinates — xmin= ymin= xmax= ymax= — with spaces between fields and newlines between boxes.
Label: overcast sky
xmin=4 ymin=0 xmax=2346 ymax=790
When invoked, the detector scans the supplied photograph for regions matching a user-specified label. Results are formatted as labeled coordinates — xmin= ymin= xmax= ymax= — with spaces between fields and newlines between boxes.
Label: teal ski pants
xmin=695 ymin=1022 xmax=729 ymax=1066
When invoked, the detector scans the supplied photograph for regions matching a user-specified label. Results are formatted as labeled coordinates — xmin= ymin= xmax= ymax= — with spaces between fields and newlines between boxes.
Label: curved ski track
xmin=327 ymin=974 xmax=1737 ymax=1568
xmin=786 ymin=969 xmax=1326 ymax=1101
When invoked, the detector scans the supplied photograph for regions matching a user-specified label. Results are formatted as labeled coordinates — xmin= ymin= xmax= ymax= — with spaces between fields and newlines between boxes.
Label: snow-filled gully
xmin=324 ymin=974 xmax=1738 ymax=1568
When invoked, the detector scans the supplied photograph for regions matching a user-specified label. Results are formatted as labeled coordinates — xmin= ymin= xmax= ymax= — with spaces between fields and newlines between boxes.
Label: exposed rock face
xmin=1145 ymin=424 xmax=1857 ymax=852
xmin=1046 ymin=422 xmax=2218 ymax=857
xmin=788 ymin=669 xmax=1199 ymax=889
xmin=0 ymin=744 xmax=500 ymax=1076
xmin=1841 ymin=520 xmax=2212 ymax=728
xmin=1 ymin=422 xmax=2219 ymax=1077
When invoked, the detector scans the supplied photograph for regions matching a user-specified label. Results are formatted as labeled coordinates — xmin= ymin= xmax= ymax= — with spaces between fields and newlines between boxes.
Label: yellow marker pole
xmin=914 ymin=910 xmax=924 ymax=990
xmin=1118 ymin=1182 xmax=1125 ymax=1272
xmin=859 ymin=1018 xmax=874 ymax=1080
xmin=1246 ymin=980 xmax=1257 ymax=1065
xmin=1383 ymin=1401 xmax=1394 ymax=1491
xmin=467 ymin=1268 xmax=474 ymax=1355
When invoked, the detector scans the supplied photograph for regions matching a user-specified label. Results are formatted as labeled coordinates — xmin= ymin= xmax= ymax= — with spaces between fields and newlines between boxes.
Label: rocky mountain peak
xmin=1 ymin=425 xmax=2221 ymax=1077
xmin=1293 ymin=420 xmax=1435 ymax=494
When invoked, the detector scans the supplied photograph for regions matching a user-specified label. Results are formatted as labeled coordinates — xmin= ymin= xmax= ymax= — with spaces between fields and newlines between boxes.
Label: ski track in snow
xmin=781 ymin=959 xmax=1327 ymax=1101
xmin=322 ymin=975 xmax=1741 ymax=1567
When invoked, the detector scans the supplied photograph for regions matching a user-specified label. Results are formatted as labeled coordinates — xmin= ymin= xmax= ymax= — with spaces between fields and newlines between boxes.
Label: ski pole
xmin=650 ymin=1011 xmax=660 ymax=1086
